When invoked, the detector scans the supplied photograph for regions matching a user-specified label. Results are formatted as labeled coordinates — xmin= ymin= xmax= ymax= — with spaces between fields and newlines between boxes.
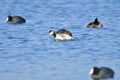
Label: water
xmin=0 ymin=0 xmax=120 ymax=80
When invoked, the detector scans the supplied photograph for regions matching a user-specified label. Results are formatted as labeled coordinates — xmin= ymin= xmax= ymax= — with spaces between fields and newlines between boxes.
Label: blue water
xmin=0 ymin=0 xmax=120 ymax=80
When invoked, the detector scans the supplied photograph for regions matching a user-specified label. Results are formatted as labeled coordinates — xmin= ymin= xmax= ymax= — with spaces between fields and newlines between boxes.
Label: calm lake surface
xmin=0 ymin=0 xmax=120 ymax=80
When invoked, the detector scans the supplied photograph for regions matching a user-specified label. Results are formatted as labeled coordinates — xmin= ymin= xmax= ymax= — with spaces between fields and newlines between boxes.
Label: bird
xmin=87 ymin=18 xmax=103 ymax=28
xmin=6 ymin=15 xmax=26 ymax=24
xmin=89 ymin=67 xmax=114 ymax=79
xmin=49 ymin=29 xmax=73 ymax=40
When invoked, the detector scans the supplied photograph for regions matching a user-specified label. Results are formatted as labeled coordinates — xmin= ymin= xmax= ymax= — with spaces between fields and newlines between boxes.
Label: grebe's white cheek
xmin=49 ymin=31 xmax=54 ymax=35
xmin=6 ymin=17 xmax=9 ymax=22
xmin=89 ymin=68 xmax=94 ymax=75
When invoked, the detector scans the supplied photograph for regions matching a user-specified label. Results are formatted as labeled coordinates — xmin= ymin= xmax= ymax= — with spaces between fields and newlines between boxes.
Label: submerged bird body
xmin=87 ymin=18 xmax=103 ymax=28
xmin=90 ymin=67 xmax=114 ymax=79
xmin=6 ymin=16 xmax=26 ymax=24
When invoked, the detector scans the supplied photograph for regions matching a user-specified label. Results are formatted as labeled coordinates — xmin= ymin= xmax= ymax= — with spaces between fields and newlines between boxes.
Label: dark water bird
xmin=87 ymin=18 xmax=103 ymax=28
xmin=89 ymin=67 xmax=114 ymax=79
xmin=6 ymin=15 xmax=26 ymax=24
xmin=49 ymin=29 xmax=73 ymax=40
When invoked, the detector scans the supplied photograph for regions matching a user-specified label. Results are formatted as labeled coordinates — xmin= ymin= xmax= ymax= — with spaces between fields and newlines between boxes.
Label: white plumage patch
xmin=55 ymin=33 xmax=73 ymax=40
xmin=49 ymin=31 xmax=54 ymax=35
xmin=89 ymin=68 xmax=94 ymax=75
xmin=6 ymin=17 xmax=9 ymax=22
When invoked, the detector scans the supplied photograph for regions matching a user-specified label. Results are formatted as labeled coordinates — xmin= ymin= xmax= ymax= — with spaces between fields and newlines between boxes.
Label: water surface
xmin=0 ymin=0 xmax=120 ymax=80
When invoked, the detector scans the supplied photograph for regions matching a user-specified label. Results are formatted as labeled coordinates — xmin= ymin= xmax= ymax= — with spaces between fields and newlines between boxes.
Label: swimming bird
xmin=90 ymin=67 xmax=114 ymax=79
xmin=87 ymin=18 xmax=103 ymax=28
xmin=49 ymin=29 xmax=73 ymax=40
xmin=6 ymin=15 xmax=26 ymax=24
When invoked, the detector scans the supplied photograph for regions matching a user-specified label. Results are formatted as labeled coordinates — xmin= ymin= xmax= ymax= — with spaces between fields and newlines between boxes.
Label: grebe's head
xmin=49 ymin=30 xmax=55 ymax=35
